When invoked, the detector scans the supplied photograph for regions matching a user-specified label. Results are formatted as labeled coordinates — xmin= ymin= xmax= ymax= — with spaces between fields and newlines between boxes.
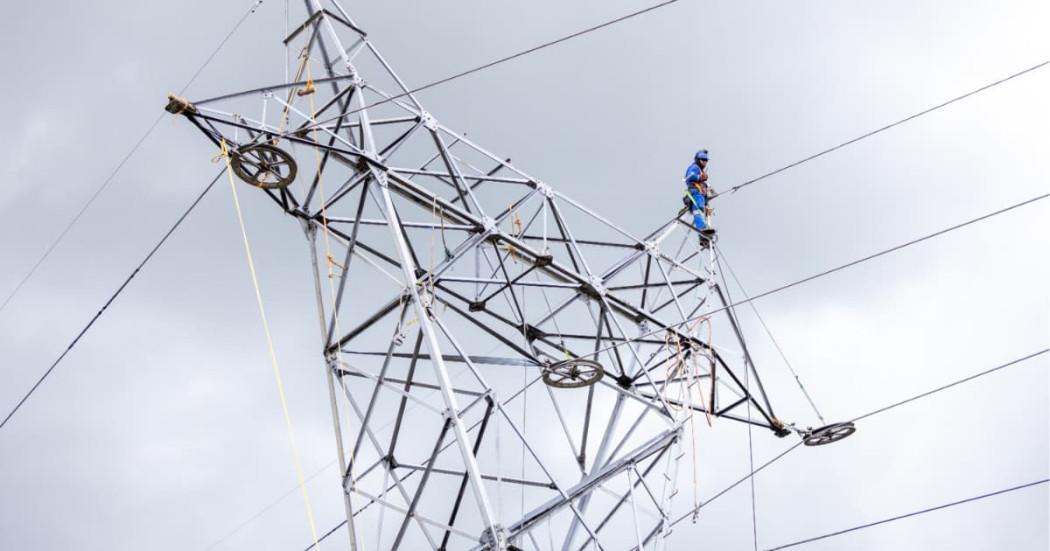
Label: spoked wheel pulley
xmin=230 ymin=143 xmax=298 ymax=189
xmin=542 ymin=358 xmax=604 ymax=389
xmin=803 ymin=421 xmax=856 ymax=446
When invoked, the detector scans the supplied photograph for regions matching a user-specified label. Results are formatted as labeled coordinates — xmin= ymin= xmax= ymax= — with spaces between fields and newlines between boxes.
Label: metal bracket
xmin=644 ymin=240 xmax=660 ymax=256
xmin=421 ymin=111 xmax=438 ymax=130
xmin=534 ymin=180 xmax=553 ymax=198
xmin=587 ymin=275 xmax=606 ymax=297
xmin=482 ymin=216 xmax=499 ymax=235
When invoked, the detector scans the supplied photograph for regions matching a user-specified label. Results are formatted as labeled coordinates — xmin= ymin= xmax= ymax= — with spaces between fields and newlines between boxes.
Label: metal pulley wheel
xmin=803 ymin=421 xmax=856 ymax=446
xmin=230 ymin=143 xmax=298 ymax=189
xmin=542 ymin=358 xmax=604 ymax=389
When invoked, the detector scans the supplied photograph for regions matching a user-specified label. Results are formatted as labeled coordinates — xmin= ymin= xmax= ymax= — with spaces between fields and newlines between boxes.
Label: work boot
xmin=698 ymin=227 xmax=716 ymax=249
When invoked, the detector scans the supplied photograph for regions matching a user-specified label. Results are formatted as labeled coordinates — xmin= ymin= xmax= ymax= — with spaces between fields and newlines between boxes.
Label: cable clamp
xmin=295 ymin=79 xmax=316 ymax=97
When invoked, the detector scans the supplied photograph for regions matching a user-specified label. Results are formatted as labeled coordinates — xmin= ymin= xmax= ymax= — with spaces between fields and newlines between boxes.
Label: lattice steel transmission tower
xmin=166 ymin=2 xmax=847 ymax=548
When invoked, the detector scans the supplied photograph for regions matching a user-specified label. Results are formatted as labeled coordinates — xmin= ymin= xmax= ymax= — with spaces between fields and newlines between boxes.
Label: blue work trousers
xmin=686 ymin=187 xmax=707 ymax=230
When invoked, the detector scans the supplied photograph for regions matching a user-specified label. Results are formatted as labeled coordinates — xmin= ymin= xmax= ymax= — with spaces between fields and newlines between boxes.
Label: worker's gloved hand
xmin=700 ymin=171 xmax=708 ymax=183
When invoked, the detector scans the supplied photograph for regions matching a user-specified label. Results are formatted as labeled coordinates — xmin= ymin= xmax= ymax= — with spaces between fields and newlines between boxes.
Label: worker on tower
xmin=683 ymin=149 xmax=716 ymax=241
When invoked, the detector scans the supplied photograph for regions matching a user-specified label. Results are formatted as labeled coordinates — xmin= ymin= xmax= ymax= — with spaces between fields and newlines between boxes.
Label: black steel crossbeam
xmin=440 ymin=400 xmax=493 ymax=550
xmin=607 ymin=278 xmax=703 ymax=291
xmin=648 ymin=281 xmax=703 ymax=316
xmin=545 ymin=333 xmax=668 ymax=346
xmin=327 ymin=296 xmax=403 ymax=353
xmin=390 ymin=418 xmax=450 ymax=549
xmin=388 ymin=167 xmax=530 ymax=186
xmin=386 ymin=332 xmax=423 ymax=459
xmin=337 ymin=370 xmax=485 ymax=397
xmin=395 ymin=463 xmax=556 ymax=489
xmin=713 ymin=283 xmax=777 ymax=418
xmin=638 ymin=392 xmax=774 ymax=430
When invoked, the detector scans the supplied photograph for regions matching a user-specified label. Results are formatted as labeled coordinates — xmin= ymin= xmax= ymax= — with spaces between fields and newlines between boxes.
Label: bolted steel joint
xmin=481 ymin=216 xmax=499 ymax=235
xmin=421 ymin=111 xmax=438 ymax=130
xmin=588 ymin=275 xmax=606 ymax=296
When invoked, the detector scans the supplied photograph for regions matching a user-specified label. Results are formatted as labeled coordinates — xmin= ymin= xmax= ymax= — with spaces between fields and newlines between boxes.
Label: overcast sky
xmin=1 ymin=1 xmax=1047 ymax=550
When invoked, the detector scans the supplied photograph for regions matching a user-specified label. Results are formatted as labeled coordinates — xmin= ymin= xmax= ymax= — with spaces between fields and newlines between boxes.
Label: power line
xmin=0 ymin=0 xmax=263 ymax=318
xmin=765 ymin=478 xmax=1050 ymax=550
xmin=850 ymin=348 xmax=1048 ymax=423
xmin=302 ymin=0 xmax=682 ymax=129
xmin=0 ymin=170 xmax=224 ymax=431
xmin=715 ymin=59 xmax=1049 ymax=199
xmin=588 ymin=193 xmax=1048 ymax=361
xmin=664 ymin=441 xmax=805 ymax=533
xmin=206 ymin=461 xmax=334 ymax=550
xmin=659 ymin=348 xmax=1047 ymax=541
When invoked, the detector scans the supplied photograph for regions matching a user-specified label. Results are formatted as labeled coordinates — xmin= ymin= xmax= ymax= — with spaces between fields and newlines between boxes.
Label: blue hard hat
xmin=694 ymin=149 xmax=709 ymax=161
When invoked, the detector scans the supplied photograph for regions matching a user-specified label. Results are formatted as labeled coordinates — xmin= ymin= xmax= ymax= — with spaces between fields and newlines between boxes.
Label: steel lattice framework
xmin=167 ymin=2 xmax=815 ymax=549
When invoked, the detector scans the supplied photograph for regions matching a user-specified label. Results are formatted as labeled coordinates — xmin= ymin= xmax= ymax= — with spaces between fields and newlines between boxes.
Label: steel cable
xmin=656 ymin=348 xmax=1047 ymax=543
xmin=0 ymin=170 xmax=225 ymax=430
xmin=585 ymin=193 xmax=1048 ymax=362
xmin=714 ymin=60 xmax=1049 ymax=199
xmin=0 ymin=0 xmax=265 ymax=317
xmin=764 ymin=478 xmax=1050 ymax=550
xmin=296 ymin=0 xmax=682 ymax=130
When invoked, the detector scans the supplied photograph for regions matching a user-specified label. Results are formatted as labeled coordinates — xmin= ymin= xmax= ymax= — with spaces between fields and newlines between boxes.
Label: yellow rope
xmin=511 ymin=209 xmax=523 ymax=237
xmin=661 ymin=320 xmax=717 ymax=523
xmin=219 ymin=139 xmax=322 ymax=550
xmin=664 ymin=331 xmax=702 ymax=518
xmin=502 ymin=207 xmax=524 ymax=263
